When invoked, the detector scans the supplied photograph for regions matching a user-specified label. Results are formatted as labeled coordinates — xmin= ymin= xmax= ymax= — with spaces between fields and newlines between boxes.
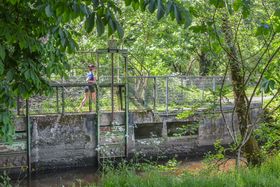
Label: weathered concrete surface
xmin=0 ymin=103 xmax=262 ymax=173
xmin=30 ymin=114 xmax=97 ymax=171
xmin=131 ymin=103 xmax=262 ymax=157
xmin=0 ymin=117 xmax=27 ymax=170
xmin=0 ymin=113 xmax=98 ymax=172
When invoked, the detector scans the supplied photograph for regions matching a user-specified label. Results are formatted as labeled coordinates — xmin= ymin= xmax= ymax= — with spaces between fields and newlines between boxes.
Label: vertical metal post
xmin=212 ymin=77 xmax=217 ymax=105
xmin=26 ymin=99 xmax=31 ymax=178
xmin=190 ymin=78 xmax=193 ymax=102
xmin=143 ymin=78 xmax=147 ymax=108
xmin=261 ymin=89 xmax=264 ymax=107
xmin=117 ymin=54 xmax=120 ymax=83
xmin=17 ymin=96 xmax=20 ymax=115
xmin=201 ymin=78 xmax=205 ymax=100
xmin=199 ymin=77 xmax=205 ymax=101
xmin=165 ymin=77 xmax=169 ymax=115
xmin=61 ymin=87 xmax=65 ymax=115
xmin=124 ymin=55 xmax=129 ymax=158
xmin=119 ymin=86 xmax=123 ymax=110
xmin=180 ymin=77 xmax=184 ymax=104
xmin=185 ymin=78 xmax=188 ymax=102
xmin=89 ymin=52 xmax=93 ymax=113
xmin=111 ymin=52 xmax=115 ymax=123
xmin=89 ymin=89 xmax=92 ymax=112
xmin=56 ymin=86 xmax=59 ymax=113
xmin=212 ymin=77 xmax=216 ymax=92
xmin=96 ymin=52 xmax=100 ymax=164
xmin=153 ymin=77 xmax=157 ymax=112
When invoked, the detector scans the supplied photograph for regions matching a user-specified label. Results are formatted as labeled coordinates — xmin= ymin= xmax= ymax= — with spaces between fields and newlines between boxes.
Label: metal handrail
xmin=17 ymin=75 xmax=234 ymax=116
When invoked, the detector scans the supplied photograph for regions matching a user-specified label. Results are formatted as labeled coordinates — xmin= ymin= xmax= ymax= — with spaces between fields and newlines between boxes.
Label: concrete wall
xmin=0 ymin=104 xmax=262 ymax=172
xmin=0 ymin=113 xmax=97 ymax=172
xmin=31 ymin=114 xmax=97 ymax=170
xmin=130 ymin=104 xmax=262 ymax=158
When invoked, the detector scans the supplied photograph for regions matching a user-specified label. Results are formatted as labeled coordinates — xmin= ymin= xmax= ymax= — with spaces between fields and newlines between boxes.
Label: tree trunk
xmin=199 ymin=51 xmax=211 ymax=76
xmin=221 ymin=13 xmax=261 ymax=165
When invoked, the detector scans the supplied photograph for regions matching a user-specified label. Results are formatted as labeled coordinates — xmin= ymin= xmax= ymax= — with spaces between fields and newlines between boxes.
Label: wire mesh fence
xmin=16 ymin=76 xmax=234 ymax=115
xmin=128 ymin=76 xmax=232 ymax=113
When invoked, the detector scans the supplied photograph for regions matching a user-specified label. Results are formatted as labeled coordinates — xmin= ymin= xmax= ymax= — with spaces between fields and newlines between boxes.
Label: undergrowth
xmin=88 ymin=154 xmax=280 ymax=187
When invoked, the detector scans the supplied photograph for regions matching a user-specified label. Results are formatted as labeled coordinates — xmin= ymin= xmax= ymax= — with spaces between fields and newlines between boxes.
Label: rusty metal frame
xmin=95 ymin=48 xmax=129 ymax=162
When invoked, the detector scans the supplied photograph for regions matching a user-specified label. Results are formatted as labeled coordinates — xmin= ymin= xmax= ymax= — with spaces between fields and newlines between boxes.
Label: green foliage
xmin=256 ymin=122 xmax=280 ymax=155
xmin=176 ymin=108 xmax=196 ymax=119
xmin=204 ymin=139 xmax=225 ymax=164
xmin=90 ymin=154 xmax=280 ymax=187
xmin=0 ymin=110 xmax=15 ymax=143
xmin=209 ymin=0 xmax=251 ymax=18
xmin=0 ymin=0 xmax=279 ymax=156
xmin=157 ymin=158 xmax=178 ymax=171
xmin=256 ymin=99 xmax=280 ymax=155
xmin=0 ymin=1 xmax=71 ymax=140
xmin=169 ymin=123 xmax=199 ymax=137
xmin=0 ymin=172 xmax=12 ymax=187
xmin=209 ymin=0 xmax=225 ymax=8
xmin=175 ymin=85 xmax=232 ymax=121
xmin=123 ymin=0 xmax=191 ymax=25
xmin=0 ymin=0 xmax=191 ymax=142
xmin=261 ymin=78 xmax=276 ymax=93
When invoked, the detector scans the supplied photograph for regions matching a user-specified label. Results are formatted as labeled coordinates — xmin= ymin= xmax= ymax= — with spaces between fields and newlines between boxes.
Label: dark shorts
xmin=85 ymin=85 xmax=95 ymax=93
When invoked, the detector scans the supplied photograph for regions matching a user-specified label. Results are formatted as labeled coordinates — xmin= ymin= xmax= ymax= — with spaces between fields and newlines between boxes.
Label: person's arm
xmin=88 ymin=79 xmax=95 ymax=83
xmin=86 ymin=73 xmax=91 ymax=83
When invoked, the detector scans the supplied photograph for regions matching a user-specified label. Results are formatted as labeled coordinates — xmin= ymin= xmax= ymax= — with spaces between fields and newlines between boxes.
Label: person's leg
xmin=92 ymin=92 xmax=96 ymax=103
xmin=87 ymin=91 xmax=96 ymax=112
xmin=82 ymin=93 xmax=89 ymax=106
xmin=80 ymin=92 xmax=89 ymax=109
xmin=89 ymin=86 xmax=96 ymax=109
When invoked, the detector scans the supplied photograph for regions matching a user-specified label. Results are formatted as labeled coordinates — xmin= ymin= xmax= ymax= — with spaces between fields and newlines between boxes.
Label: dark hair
xmin=88 ymin=64 xmax=96 ymax=68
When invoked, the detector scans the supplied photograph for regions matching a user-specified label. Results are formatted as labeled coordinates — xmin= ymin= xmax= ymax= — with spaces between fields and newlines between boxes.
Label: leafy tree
xmin=0 ymin=0 xmax=191 ymax=141
xmin=206 ymin=0 xmax=280 ymax=165
xmin=74 ymin=2 xmax=223 ymax=76
xmin=1 ymin=0 xmax=279 ymax=167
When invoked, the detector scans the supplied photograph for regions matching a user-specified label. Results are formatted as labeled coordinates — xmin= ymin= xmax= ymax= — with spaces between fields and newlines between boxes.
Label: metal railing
xmin=16 ymin=83 xmax=97 ymax=115
xmin=16 ymin=76 xmax=233 ymax=115
xmin=127 ymin=75 xmax=231 ymax=114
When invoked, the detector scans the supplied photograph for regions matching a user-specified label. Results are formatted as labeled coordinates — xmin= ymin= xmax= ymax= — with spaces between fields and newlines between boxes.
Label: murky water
xmin=10 ymin=158 xmax=213 ymax=187
xmin=12 ymin=167 xmax=99 ymax=187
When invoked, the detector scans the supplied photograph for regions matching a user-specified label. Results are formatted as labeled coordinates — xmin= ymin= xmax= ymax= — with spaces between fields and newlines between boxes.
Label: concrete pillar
xmin=162 ymin=120 xmax=167 ymax=138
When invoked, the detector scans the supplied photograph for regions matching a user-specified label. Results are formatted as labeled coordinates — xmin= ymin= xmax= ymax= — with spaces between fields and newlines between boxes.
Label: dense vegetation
xmin=92 ymin=154 xmax=280 ymax=187
xmin=0 ymin=1 xmax=280 ymax=185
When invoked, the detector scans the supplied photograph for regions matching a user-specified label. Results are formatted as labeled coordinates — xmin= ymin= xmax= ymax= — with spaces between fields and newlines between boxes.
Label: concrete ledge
xmin=0 ymin=105 xmax=262 ymax=173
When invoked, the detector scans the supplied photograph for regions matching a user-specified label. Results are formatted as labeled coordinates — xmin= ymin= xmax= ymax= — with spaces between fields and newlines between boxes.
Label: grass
xmin=88 ymin=154 xmax=280 ymax=187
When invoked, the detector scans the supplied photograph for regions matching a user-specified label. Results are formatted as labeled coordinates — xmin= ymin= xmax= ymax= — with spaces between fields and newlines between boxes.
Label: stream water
xmin=11 ymin=158 xmax=209 ymax=187
xmin=11 ymin=167 xmax=99 ymax=187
